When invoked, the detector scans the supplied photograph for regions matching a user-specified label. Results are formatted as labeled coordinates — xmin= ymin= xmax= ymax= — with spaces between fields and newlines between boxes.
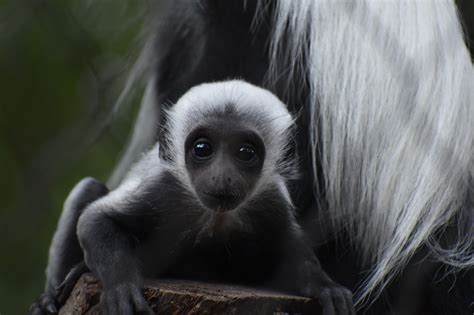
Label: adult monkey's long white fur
xmin=267 ymin=0 xmax=473 ymax=305
xmin=111 ymin=0 xmax=473 ymax=308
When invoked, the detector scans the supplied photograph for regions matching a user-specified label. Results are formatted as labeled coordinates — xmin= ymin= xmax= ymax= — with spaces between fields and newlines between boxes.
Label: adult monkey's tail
xmin=266 ymin=0 xmax=473 ymax=306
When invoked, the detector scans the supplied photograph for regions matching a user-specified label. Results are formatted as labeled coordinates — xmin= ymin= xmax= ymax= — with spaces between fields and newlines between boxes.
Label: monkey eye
xmin=193 ymin=140 xmax=213 ymax=160
xmin=236 ymin=144 xmax=257 ymax=162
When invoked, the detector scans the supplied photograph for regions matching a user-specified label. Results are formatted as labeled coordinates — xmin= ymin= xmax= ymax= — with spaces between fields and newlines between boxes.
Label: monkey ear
xmin=157 ymin=141 xmax=172 ymax=161
xmin=156 ymin=126 xmax=171 ymax=161
xmin=284 ymin=137 xmax=297 ymax=162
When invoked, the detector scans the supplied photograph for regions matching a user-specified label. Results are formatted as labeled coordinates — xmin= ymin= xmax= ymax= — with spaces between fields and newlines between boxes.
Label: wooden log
xmin=59 ymin=273 xmax=322 ymax=314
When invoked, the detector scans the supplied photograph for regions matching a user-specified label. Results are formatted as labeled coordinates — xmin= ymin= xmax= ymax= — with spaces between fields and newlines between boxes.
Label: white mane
xmin=268 ymin=0 xmax=473 ymax=305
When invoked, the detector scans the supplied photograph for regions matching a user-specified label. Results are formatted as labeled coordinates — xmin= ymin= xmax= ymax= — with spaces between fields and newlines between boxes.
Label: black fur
xmin=31 ymin=1 xmax=472 ymax=314
xmin=31 ymin=84 xmax=354 ymax=314
xmin=148 ymin=2 xmax=473 ymax=315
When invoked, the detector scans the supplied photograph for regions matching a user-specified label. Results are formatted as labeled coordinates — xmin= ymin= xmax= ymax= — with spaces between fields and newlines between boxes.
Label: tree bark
xmin=59 ymin=273 xmax=321 ymax=314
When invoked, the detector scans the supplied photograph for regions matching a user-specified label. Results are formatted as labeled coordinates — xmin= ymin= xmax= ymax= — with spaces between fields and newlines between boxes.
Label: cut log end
xmin=59 ymin=273 xmax=322 ymax=314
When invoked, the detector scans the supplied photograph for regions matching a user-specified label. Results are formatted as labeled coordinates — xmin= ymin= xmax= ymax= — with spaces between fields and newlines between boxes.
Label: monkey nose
xmin=211 ymin=176 xmax=232 ymax=183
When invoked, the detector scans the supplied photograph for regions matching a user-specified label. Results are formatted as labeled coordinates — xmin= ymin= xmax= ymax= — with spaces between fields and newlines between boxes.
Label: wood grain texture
xmin=59 ymin=273 xmax=322 ymax=314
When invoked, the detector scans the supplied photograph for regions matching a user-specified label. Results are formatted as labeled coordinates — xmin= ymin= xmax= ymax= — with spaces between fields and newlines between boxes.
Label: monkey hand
xmin=100 ymin=282 xmax=154 ymax=315
xmin=29 ymin=291 xmax=58 ymax=315
xmin=307 ymin=280 xmax=354 ymax=315
xmin=29 ymin=263 xmax=89 ymax=315
xmin=298 ymin=261 xmax=355 ymax=315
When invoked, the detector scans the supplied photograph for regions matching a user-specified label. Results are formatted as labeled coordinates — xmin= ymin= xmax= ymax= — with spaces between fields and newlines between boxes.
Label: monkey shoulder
xmin=244 ymin=184 xmax=298 ymax=235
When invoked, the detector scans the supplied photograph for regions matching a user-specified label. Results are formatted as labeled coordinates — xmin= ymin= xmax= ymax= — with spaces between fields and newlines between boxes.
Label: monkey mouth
xmin=202 ymin=191 xmax=242 ymax=212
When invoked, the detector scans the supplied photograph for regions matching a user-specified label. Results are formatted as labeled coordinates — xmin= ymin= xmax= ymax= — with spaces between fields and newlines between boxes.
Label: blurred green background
xmin=0 ymin=1 xmax=150 ymax=313
xmin=0 ymin=1 xmax=472 ymax=314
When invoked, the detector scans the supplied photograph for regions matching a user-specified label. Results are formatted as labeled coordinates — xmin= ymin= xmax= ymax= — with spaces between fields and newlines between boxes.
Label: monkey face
xmin=184 ymin=121 xmax=265 ymax=212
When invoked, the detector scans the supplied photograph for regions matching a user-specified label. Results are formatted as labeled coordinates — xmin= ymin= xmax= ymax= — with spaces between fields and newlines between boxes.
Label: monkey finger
xmin=131 ymin=289 xmax=154 ymax=314
xmin=117 ymin=292 xmax=134 ymax=315
xmin=343 ymin=289 xmax=355 ymax=315
xmin=29 ymin=292 xmax=58 ymax=315
xmin=56 ymin=262 xmax=88 ymax=304
xmin=29 ymin=301 xmax=44 ymax=315
xmin=29 ymin=304 xmax=44 ymax=315
xmin=40 ymin=293 xmax=58 ymax=314
xmin=332 ymin=289 xmax=349 ymax=315
xmin=101 ymin=290 xmax=119 ymax=315
xmin=318 ymin=289 xmax=336 ymax=315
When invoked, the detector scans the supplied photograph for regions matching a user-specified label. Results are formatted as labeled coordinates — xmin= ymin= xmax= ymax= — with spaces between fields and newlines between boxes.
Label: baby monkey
xmin=31 ymin=80 xmax=353 ymax=315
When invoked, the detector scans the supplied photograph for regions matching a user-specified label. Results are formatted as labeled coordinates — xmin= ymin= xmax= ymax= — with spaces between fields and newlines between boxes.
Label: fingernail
xmin=47 ymin=304 xmax=58 ymax=314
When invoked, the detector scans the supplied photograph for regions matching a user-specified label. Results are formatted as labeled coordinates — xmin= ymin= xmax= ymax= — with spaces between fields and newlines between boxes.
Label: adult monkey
xmin=35 ymin=0 xmax=473 ymax=314
xmin=109 ymin=1 xmax=472 ymax=314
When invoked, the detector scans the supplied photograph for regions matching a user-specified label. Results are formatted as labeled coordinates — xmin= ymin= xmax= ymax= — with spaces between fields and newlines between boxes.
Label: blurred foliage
xmin=0 ymin=0 xmax=471 ymax=314
xmin=0 ymin=1 xmax=150 ymax=313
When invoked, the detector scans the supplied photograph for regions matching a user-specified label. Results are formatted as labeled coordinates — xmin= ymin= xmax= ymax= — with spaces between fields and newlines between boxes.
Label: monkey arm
xmin=275 ymin=230 xmax=355 ymax=315
xmin=246 ymin=184 xmax=355 ymax=315
xmin=77 ymin=192 xmax=156 ymax=314
xmin=46 ymin=178 xmax=109 ymax=290
xmin=77 ymin=209 xmax=141 ymax=287
xmin=76 ymin=148 xmax=181 ymax=313
xmin=77 ymin=148 xmax=165 ymax=288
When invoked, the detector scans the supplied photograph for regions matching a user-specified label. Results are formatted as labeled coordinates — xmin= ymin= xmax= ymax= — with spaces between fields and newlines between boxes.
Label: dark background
xmin=0 ymin=1 xmax=472 ymax=314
